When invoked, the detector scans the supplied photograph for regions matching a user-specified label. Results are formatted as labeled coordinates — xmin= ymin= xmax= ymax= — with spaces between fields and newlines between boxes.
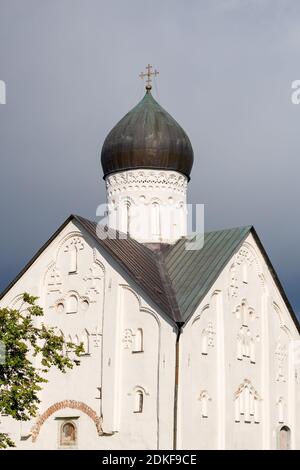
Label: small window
xmin=60 ymin=421 xmax=77 ymax=447
xmin=278 ymin=425 xmax=291 ymax=450
xmin=56 ymin=302 xmax=64 ymax=313
xmin=151 ymin=202 xmax=160 ymax=237
xmin=67 ymin=295 xmax=78 ymax=314
xmin=69 ymin=245 xmax=78 ymax=274
xmin=134 ymin=390 xmax=144 ymax=413
xmin=242 ymin=263 xmax=248 ymax=284
xmin=201 ymin=333 xmax=208 ymax=355
xmin=133 ymin=328 xmax=143 ymax=353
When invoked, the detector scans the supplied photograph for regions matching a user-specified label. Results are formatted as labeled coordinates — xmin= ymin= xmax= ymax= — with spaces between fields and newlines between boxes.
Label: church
xmin=1 ymin=66 xmax=299 ymax=450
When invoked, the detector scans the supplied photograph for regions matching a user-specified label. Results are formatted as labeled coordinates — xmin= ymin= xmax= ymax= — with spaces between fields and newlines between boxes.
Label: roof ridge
xmin=154 ymin=251 xmax=182 ymax=323
xmin=185 ymin=225 xmax=253 ymax=239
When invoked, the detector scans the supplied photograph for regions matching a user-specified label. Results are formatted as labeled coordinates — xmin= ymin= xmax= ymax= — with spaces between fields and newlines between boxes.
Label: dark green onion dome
xmin=101 ymin=91 xmax=194 ymax=179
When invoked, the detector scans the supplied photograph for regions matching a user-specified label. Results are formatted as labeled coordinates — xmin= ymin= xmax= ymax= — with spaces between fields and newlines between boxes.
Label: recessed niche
xmin=56 ymin=302 xmax=64 ymax=313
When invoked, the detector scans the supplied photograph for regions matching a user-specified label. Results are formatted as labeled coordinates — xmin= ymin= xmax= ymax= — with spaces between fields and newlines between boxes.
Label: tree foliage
xmin=0 ymin=293 xmax=83 ymax=448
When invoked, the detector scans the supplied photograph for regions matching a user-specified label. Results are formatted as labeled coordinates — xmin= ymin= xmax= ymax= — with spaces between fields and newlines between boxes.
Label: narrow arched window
xmin=120 ymin=201 xmax=130 ymax=234
xmin=69 ymin=244 xmax=77 ymax=273
xmin=179 ymin=202 xmax=186 ymax=235
xmin=67 ymin=295 xmax=78 ymax=314
xmin=134 ymin=390 xmax=144 ymax=413
xmin=151 ymin=202 xmax=160 ymax=237
xmin=242 ymin=263 xmax=248 ymax=284
xmin=60 ymin=421 xmax=77 ymax=446
xmin=201 ymin=332 xmax=208 ymax=355
xmin=278 ymin=425 xmax=291 ymax=450
xmin=133 ymin=328 xmax=143 ymax=353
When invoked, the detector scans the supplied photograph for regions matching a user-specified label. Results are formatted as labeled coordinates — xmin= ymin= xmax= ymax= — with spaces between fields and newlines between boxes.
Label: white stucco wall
xmin=105 ymin=169 xmax=188 ymax=244
xmin=1 ymin=225 xmax=299 ymax=450
xmin=178 ymin=233 xmax=300 ymax=450
xmin=0 ymin=220 xmax=176 ymax=449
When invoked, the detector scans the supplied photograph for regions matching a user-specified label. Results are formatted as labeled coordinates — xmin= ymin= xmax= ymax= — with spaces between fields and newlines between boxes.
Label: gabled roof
xmin=162 ymin=226 xmax=252 ymax=322
xmin=77 ymin=217 xmax=251 ymax=323
xmin=1 ymin=215 xmax=299 ymax=331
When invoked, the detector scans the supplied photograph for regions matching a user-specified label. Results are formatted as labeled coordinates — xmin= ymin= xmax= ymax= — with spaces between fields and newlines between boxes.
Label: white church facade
xmin=1 ymin=72 xmax=299 ymax=450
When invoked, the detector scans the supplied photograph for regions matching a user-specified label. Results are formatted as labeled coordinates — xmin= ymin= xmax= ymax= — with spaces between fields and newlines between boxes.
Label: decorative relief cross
xmin=47 ymin=266 xmax=62 ymax=293
xmin=83 ymin=263 xmax=103 ymax=299
xmin=139 ymin=64 xmax=159 ymax=91
xmin=91 ymin=326 xmax=101 ymax=348
xmin=229 ymin=266 xmax=239 ymax=298
xmin=236 ymin=246 xmax=254 ymax=266
xmin=275 ymin=341 xmax=287 ymax=383
xmin=122 ymin=329 xmax=133 ymax=349
xmin=199 ymin=390 xmax=211 ymax=418
xmin=203 ymin=322 xmax=216 ymax=348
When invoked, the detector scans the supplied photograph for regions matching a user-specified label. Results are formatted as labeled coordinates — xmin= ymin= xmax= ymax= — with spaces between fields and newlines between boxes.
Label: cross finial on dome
xmin=139 ymin=64 xmax=159 ymax=92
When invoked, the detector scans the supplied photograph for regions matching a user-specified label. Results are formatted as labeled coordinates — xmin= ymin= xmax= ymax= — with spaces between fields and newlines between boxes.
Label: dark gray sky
xmin=0 ymin=0 xmax=299 ymax=316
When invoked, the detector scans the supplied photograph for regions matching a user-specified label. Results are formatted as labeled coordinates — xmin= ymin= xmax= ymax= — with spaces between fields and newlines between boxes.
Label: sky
xmin=0 ymin=0 xmax=299 ymax=316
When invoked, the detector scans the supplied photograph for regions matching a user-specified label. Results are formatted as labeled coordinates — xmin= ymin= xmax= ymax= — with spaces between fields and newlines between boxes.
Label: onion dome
xmin=101 ymin=90 xmax=194 ymax=180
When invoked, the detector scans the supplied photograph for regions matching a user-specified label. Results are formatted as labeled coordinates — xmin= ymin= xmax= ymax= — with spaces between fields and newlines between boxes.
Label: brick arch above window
xmin=30 ymin=400 xmax=103 ymax=442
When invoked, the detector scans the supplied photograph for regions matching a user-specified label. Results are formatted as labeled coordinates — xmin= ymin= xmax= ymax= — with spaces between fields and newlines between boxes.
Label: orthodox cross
xmin=139 ymin=64 xmax=159 ymax=91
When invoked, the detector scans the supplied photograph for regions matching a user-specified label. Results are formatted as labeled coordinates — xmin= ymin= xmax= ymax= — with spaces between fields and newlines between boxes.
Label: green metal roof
xmin=163 ymin=226 xmax=252 ymax=322
xmin=76 ymin=217 xmax=252 ymax=323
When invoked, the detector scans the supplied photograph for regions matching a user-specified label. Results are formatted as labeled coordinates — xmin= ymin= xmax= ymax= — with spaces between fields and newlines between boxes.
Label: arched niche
xmin=277 ymin=425 xmax=291 ymax=450
xmin=229 ymin=242 xmax=266 ymax=303
xmin=57 ymin=232 xmax=85 ymax=275
xmin=30 ymin=400 xmax=102 ymax=442
xmin=192 ymin=291 xmax=220 ymax=358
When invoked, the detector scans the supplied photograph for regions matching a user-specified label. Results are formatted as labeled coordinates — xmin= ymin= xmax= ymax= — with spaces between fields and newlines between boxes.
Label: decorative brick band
xmin=30 ymin=400 xmax=103 ymax=442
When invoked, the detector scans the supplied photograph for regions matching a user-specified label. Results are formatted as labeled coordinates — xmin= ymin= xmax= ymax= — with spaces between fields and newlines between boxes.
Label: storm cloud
xmin=0 ymin=0 xmax=299 ymax=314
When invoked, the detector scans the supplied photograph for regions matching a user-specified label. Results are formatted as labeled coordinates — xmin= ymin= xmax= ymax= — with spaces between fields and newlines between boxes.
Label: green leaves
xmin=0 ymin=433 xmax=15 ymax=448
xmin=0 ymin=293 xmax=82 ymax=448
